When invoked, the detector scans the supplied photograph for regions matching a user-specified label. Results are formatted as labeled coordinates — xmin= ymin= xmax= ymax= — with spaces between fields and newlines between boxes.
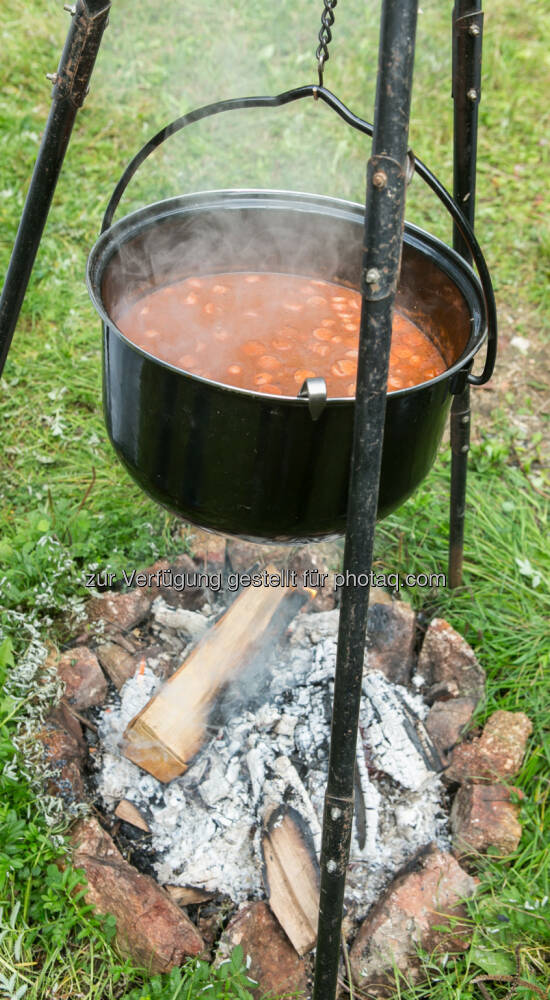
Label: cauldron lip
xmin=87 ymin=188 xmax=487 ymax=402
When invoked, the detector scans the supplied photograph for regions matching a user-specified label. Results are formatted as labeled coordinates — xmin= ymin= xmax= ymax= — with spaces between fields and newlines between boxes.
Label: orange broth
xmin=116 ymin=272 xmax=446 ymax=396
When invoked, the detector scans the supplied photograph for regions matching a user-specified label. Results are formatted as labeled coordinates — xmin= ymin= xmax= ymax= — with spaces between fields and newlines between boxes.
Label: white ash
xmin=361 ymin=674 xmax=434 ymax=791
xmin=151 ymin=597 xmax=209 ymax=642
xmin=93 ymin=606 xmax=449 ymax=919
xmin=99 ymin=665 xmax=160 ymax=753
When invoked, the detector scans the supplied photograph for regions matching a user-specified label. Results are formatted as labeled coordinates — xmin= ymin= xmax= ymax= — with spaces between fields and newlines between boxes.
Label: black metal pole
xmin=312 ymin=1 xmax=419 ymax=997
xmin=448 ymin=0 xmax=483 ymax=587
xmin=0 ymin=0 xmax=111 ymax=378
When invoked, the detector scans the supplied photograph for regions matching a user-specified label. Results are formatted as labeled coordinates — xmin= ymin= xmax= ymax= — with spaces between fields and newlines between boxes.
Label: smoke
xmin=88 ymin=1 xmax=380 ymax=235
xmin=99 ymin=186 xmax=367 ymax=332
xmin=87 ymin=2 xmax=470 ymax=376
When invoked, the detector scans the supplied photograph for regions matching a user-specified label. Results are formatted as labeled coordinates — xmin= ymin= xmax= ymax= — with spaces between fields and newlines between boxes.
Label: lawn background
xmin=0 ymin=0 xmax=548 ymax=997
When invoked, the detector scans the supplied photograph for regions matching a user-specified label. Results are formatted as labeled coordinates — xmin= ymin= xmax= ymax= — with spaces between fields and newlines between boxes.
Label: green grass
xmin=1 ymin=0 xmax=549 ymax=997
xmin=373 ymin=451 xmax=550 ymax=995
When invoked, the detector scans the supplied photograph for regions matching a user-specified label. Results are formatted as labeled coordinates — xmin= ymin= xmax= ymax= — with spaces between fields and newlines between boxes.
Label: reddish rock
xmin=56 ymin=646 xmax=108 ymax=710
xmin=369 ymin=586 xmax=394 ymax=606
xmin=96 ymin=642 xmax=137 ymax=690
xmin=218 ymin=901 xmax=309 ymax=999
xmin=349 ymin=845 xmax=478 ymax=996
xmin=417 ymin=618 xmax=485 ymax=703
xmin=226 ymin=538 xmax=289 ymax=574
xmin=451 ymin=783 xmax=524 ymax=857
xmin=185 ymin=527 xmax=227 ymax=569
xmin=138 ymin=554 xmax=207 ymax=610
xmin=87 ymin=590 xmax=152 ymax=632
xmin=48 ymin=700 xmax=88 ymax=749
xmin=425 ymin=697 xmax=477 ymax=760
xmin=477 ymin=710 xmax=532 ymax=774
xmin=38 ymin=711 xmax=87 ymax=803
xmin=72 ymin=816 xmax=115 ymax=856
xmin=426 ymin=679 xmax=461 ymax=703
xmin=365 ymin=601 xmax=416 ymax=686
xmin=446 ymin=710 xmax=533 ymax=784
xmin=71 ymin=817 xmax=203 ymax=972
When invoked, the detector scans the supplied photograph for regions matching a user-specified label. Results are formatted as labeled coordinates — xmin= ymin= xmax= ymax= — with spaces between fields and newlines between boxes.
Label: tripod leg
xmin=0 ymin=0 xmax=111 ymax=378
xmin=449 ymin=384 xmax=471 ymax=588
xmin=448 ymin=0 xmax=483 ymax=587
xmin=312 ymin=1 xmax=419 ymax=997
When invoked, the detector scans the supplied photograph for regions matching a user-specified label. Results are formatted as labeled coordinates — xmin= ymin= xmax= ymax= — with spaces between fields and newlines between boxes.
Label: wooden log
xmin=164 ymin=885 xmax=214 ymax=906
xmin=261 ymin=804 xmax=320 ymax=956
xmin=114 ymin=799 xmax=151 ymax=833
xmin=123 ymin=569 xmax=304 ymax=782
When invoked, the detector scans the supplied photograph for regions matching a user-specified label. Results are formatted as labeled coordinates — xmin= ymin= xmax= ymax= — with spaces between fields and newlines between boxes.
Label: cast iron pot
xmin=87 ymin=188 xmax=488 ymax=541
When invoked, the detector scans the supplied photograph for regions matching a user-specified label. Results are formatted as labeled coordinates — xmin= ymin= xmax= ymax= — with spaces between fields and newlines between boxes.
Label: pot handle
xmin=404 ymin=150 xmax=497 ymax=388
xmin=101 ymin=84 xmax=496 ymax=387
xmin=298 ymin=377 xmax=327 ymax=421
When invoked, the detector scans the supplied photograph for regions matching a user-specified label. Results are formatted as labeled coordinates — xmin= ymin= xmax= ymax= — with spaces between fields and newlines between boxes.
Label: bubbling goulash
xmin=115 ymin=272 xmax=446 ymax=396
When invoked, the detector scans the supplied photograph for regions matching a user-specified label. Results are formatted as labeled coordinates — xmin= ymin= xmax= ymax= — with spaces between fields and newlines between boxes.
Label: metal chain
xmin=315 ymin=0 xmax=338 ymax=87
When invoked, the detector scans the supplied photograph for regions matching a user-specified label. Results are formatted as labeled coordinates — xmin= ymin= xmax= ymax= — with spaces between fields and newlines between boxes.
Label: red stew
xmin=116 ymin=272 xmax=445 ymax=396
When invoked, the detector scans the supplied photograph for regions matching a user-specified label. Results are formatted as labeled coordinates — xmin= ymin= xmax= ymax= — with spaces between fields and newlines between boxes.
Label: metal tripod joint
xmin=321 ymin=793 xmax=355 ymax=877
xmin=452 ymin=7 xmax=484 ymax=104
xmin=49 ymin=0 xmax=111 ymax=109
xmin=361 ymin=153 xmax=407 ymax=301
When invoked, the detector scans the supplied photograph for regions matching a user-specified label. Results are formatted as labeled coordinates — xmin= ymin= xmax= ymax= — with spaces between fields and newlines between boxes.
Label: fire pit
xmin=92 ymin=594 xmax=449 ymax=924
xmin=41 ymin=542 xmax=531 ymax=994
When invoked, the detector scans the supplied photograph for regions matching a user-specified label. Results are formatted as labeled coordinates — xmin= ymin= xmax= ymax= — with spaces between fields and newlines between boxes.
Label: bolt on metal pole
xmin=312 ymin=1 xmax=419 ymax=997
xmin=448 ymin=0 xmax=483 ymax=587
xmin=0 ymin=0 xmax=111 ymax=378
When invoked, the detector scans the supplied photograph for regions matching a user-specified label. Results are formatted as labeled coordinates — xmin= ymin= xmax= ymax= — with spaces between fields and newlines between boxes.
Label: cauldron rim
xmin=87 ymin=187 xmax=487 ymax=402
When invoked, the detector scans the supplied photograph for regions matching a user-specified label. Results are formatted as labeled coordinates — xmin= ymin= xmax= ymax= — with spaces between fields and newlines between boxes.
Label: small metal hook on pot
xmin=298 ymin=377 xmax=327 ymax=421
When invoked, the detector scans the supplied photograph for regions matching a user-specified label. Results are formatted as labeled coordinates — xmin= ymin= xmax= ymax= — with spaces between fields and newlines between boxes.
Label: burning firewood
xmin=261 ymin=804 xmax=320 ymax=956
xmin=123 ymin=569 xmax=306 ymax=782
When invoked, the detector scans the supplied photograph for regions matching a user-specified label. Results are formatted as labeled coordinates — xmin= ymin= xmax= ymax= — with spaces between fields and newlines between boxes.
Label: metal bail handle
xmin=100 ymin=85 xmax=497 ymax=386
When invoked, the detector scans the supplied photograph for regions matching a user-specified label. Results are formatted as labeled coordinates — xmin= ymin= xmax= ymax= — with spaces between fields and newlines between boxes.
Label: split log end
xmin=122 ymin=721 xmax=190 ymax=783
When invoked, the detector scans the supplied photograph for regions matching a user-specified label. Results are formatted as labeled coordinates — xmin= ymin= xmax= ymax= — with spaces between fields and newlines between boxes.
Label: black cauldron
xmin=87 ymin=189 xmax=487 ymax=541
